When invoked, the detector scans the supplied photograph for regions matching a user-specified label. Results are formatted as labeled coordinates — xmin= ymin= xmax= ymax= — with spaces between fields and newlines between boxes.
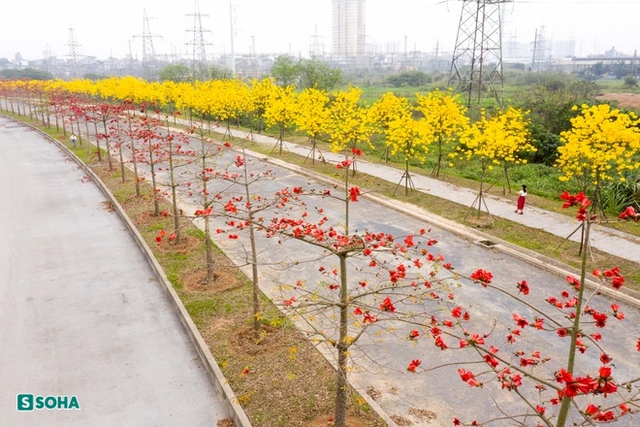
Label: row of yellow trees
xmin=2 ymin=77 xmax=639 ymax=209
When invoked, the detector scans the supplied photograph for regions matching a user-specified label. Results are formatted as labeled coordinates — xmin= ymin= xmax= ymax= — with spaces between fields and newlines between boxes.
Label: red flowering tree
xmin=189 ymin=119 xmax=233 ymax=283
xmin=161 ymin=114 xmax=195 ymax=244
xmin=269 ymin=150 xmax=451 ymax=427
xmin=122 ymin=101 xmax=143 ymax=197
xmin=133 ymin=116 xmax=169 ymax=216
xmin=408 ymin=192 xmax=639 ymax=427
xmin=208 ymin=150 xmax=299 ymax=339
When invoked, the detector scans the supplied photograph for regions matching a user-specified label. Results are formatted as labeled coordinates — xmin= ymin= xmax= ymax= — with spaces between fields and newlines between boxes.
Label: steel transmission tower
xmin=449 ymin=0 xmax=511 ymax=108
xmin=309 ymin=25 xmax=324 ymax=58
xmin=65 ymin=27 xmax=82 ymax=77
xmin=186 ymin=0 xmax=211 ymax=65
xmin=134 ymin=9 xmax=162 ymax=78
xmin=531 ymin=26 xmax=548 ymax=72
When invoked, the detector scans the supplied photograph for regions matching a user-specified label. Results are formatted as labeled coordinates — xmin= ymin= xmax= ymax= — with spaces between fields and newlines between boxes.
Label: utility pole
xmin=43 ymin=44 xmax=53 ymax=74
xmin=127 ymin=40 xmax=134 ymax=71
xmin=229 ymin=0 xmax=236 ymax=76
xmin=404 ymin=35 xmax=408 ymax=71
xmin=251 ymin=35 xmax=257 ymax=77
xmin=449 ymin=0 xmax=511 ymax=108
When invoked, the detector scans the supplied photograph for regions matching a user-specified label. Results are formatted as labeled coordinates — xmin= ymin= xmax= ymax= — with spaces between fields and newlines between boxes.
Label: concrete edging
xmin=15 ymin=118 xmax=253 ymax=427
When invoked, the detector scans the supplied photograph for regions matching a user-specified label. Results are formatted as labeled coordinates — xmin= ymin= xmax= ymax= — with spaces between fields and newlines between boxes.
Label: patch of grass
xmin=186 ymin=227 xmax=206 ymax=239
xmin=146 ymin=222 xmax=166 ymax=232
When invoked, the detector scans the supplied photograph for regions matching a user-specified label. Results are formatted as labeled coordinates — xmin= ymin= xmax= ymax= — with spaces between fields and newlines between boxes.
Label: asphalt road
xmin=0 ymin=116 xmax=228 ymax=426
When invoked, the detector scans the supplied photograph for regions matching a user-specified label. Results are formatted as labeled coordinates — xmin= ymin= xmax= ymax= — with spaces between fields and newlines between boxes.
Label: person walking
xmin=515 ymin=184 xmax=527 ymax=214
xmin=70 ymin=133 xmax=77 ymax=148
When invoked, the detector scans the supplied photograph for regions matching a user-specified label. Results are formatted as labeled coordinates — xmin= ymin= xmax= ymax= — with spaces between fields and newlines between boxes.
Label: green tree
xmin=270 ymin=55 xmax=300 ymax=87
xmin=517 ymin=77 xmax=595 ymax=165
xmin=385 ymin=71 xmax=430 ymax=87
xmin=298 ymin=59 xmax=342 ymax=91
xmin=624 ymin=75 xmax=638 ymax=88
xmin=0 ymin=68 xmax=52 ymax=80
xmin=158 ymin=63 xmax=192 ymax=83
xmin=193 ymin=63 xmax=233 ymax=81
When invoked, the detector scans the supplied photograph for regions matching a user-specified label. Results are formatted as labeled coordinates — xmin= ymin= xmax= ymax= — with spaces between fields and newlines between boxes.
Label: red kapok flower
xmin=407 ymin=359 xmax=421 ymax=372
xmin=380 ymin=296 xmax=396 ymax=312
xmin=470 ymin=269 xmax=493 ymax=286
xmin=517 ymin=280 xmax=530 ymax=295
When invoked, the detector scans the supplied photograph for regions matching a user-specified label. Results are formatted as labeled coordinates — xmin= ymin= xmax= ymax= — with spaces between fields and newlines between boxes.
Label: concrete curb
xmin=14 ymin=117 xmax=253 ymax=427
xmin=255 ymin=153 xmax=640 ymax=309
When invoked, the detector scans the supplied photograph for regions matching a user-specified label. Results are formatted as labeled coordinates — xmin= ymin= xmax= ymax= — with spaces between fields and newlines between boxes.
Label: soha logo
xmin=17 ymin=394 xmax=80 ymax=411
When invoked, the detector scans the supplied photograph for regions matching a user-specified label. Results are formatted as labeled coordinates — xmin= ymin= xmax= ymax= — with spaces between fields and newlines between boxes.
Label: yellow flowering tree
xmin=493 ymin=108 xmax=535 ymax=195
xmin=217 ymin=79 xmax=250 ymax=139
xmin=415 ymin=89 xmax=469 ymax=178
xmin=248 ymin=77 xmax=277 ymax=134
xmin=295 ymin=87 xmax=330 ymax=163
xmin=557 ymin=104 xmax=640 ymax=213
xmin=456 ymin=107 xmax=531 ymax=219
xmin=368 ymin=92 xmax=410 ymax=163
xmin=386 ymin=108 xmax=431 ymax=195
xmin=326 ymin=87 xmax=373 ymax=175
xmin=263 ymin=85 xmax=297 ymax=154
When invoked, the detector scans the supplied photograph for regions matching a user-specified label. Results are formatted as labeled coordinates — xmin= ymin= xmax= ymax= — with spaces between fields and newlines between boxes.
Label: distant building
xmin=331 ymin=0 xmax=366 ymax=59
xmin=552 ymin=39 xmax=576 ymax=59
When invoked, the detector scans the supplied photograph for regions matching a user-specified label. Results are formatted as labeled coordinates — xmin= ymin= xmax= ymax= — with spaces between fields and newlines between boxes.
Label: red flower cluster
xmin=555 ymin=366 xmax=617 ymax=399
xmin=194 ymin=207 xmax=212 ymax=216
xmin=458 ymin=369 xmax=481 ymax=387
xmin=560 ymin=191 xmax=592 ymax=221
xmin=380 ymin=296 xmax=396 ymax=312
xmin=470 ymin=269 xmax=493 ymax=286
xmin=516 ymin=280 xmax=530 ymax=295
xmin=349 ymin=186 xmax=361 ymax=202
xmin=407 ymin=359 xmax=421 ymax=373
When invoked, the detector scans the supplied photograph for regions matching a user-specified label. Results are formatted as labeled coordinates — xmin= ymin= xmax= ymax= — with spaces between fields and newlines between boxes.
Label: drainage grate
xmin=477 ymin=239 xmax=498 ymax=247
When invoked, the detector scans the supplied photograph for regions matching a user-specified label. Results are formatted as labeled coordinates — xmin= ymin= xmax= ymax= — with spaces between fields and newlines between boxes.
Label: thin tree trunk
xmin=127 ymin=111 xmax=141 ymax=197
xmin=201 ymin=125 xmax=215 ymax=283
xmin=477 ymin=166 xmax=486 ymax=219
xmin=149 ymin=143 xmax=160 ymax=216
xmin=93 ymin=122 xmax=102 ymax=161
xmin=334 ymin=253 xmax=349 ymax=427
xmin=241 ymin=149 xmax=261 ymax=340
xmin=166 ymin=121 xmax=180 ymax=243
xmin=117 ymin=119 xmax=126 ymax=183
xmin=556 ymin=218 xmax=591 ymax=427
xmin=103 ymin=118 xmax=113 ymax=171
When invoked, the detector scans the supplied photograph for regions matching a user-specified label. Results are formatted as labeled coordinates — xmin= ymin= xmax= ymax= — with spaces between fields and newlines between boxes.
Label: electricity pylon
xmin=449 ymin=0 xmax=512 ymax=108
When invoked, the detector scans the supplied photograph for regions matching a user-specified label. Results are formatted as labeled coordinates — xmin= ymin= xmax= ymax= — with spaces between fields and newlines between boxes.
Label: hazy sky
xmin=2 ymin=0 xmax=639 ymax=61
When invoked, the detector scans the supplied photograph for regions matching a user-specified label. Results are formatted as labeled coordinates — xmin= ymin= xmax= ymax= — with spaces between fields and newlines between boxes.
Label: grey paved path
xmin=0 ymin=116 xmax=228 ymax=426
xmin=191 ymin=119 xmax=640 ymax=264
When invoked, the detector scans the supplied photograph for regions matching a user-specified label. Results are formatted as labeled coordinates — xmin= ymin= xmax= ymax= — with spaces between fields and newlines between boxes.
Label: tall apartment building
xmin=332 ymin=0 xmax=366 ymax=59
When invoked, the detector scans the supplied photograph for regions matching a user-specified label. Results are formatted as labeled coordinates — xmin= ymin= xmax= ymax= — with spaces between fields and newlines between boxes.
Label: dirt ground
xmin=596 ymin=93 xmax=640 ymax=109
